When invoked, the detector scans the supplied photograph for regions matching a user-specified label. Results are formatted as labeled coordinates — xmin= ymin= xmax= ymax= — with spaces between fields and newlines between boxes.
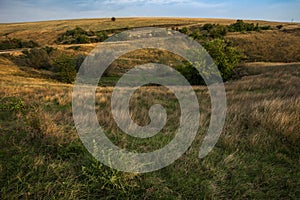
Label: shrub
xmin=75 ymin=35 xmax=90 ymax=44
xmin=202 ymin=23 xmax=214 ymax=31
xmin=190 ymin=30 xmax=201 ymax=40
xmin=175 ymin=39 xmax=241 ymax=85
xmin=53 ymin=54 xmax=85 ymax=83
xmin=111 ymin=17 xmax=116 ymax=22
xmin=66 ymin=27 xmax=87 ymax=37
xmin=56 ymin=27 xmax=90 ymax=44
xmin=204 ymin=39 xmax=242 ymax=81
xmin=228 ymin=20 xmax=246 ymax=32
xmin=42 ymin=46 xmax=57 ymax=55
xmin=277 ymin=25 xmax=283 ymax=30
xmin=96 ymin=31 xmax=108 ymax=42
xmin=209 ymin=25 xmax=228 ymax=38
xmin=175 ymin=61 xmax=205 ymax=85
xmin=228 ymin=20 xmax=271 ymax=32
xmin=260 ymin=25 xmax=271 ymax=30
xmin=24 ymin=48 xmax=51 ymax=70
xmin=229 ymin=20 xmax=257 ymax=32
xmin=180 ymin=27 xmax=189 ymax=34
xmin=0 ymin=38 xmax=39 ymax=50
xmin=56 ymin=27 xmax=108 ymax=44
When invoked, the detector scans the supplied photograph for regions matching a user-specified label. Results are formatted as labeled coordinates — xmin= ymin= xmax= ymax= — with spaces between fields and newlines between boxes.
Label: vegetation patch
xmin=0 ymin=38 xmax=39 ymax=50
xmin=181 ymin=20 xmax=272 ymax=40
xmin=56 ymin=27 xmax=109 ymax=44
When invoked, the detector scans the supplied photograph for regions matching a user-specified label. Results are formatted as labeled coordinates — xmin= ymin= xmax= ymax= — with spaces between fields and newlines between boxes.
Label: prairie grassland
xmin=226 ymin=29 xmax=300 ymax=62
xmin=0 ymin=52 xmax=299 ymax=199
xmin=0 ymin=17 xmax=293 ymax=45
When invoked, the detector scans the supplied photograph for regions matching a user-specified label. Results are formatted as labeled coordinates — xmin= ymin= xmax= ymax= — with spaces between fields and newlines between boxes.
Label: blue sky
xmin=0 ymin=0 xmax=299 ymax=23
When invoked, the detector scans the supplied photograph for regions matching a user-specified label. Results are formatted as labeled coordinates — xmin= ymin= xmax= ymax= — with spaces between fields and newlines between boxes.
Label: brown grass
xmin=1 ymin=17 xmax=296 ymax=45
xmin=226 ymin=29 xmax=300 ymax=62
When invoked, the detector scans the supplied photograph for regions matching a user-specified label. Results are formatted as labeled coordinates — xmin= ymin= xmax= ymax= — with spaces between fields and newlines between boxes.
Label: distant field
xmin=1 ymin=17 xmax=299 ymax=63
xmin=0 ymin=17 xmax=296 ymax=45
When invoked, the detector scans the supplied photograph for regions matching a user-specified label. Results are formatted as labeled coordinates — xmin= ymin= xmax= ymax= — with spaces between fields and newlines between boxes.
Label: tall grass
xmin=0 ymin=55 xmax=299 ymax=198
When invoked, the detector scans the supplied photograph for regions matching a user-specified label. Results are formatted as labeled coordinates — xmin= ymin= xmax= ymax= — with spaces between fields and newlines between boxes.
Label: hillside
xmin=0 ymin=18 xmax=299 ymax=199
xmin=1 ymin=18 xmax=300 ymax=63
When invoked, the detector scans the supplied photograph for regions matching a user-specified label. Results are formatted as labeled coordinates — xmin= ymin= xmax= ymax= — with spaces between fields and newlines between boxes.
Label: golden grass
xmin=1 ymin=45 xmax=299 ymax=198
xmin=1 ymin=54 xmax=299 ymax=148
xmin=1 ymin=17 xmax=297 ymax=45
xmin=226 ymin=29 xmax=300 ymax=62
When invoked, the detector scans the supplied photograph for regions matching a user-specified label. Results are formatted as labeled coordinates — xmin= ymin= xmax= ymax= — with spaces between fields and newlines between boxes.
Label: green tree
xmin=204 ymin=39 xmax=241 ymax=80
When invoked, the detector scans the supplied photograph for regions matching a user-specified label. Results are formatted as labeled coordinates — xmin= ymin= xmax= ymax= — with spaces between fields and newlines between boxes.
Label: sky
xmin=0 ymin=0 xmax=299 ymax=23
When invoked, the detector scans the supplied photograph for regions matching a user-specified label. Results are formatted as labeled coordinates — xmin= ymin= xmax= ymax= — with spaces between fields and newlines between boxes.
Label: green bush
xmin=24 ymin=48 xmax=51 ymax=70
xmin=56 ymin=27 xmax=108 ymax=44
xmin=202 ymin=23 xmax=214 ymax=31
xmin=75 ymin=35 xmax=90 ymax=44
xmin=96 ymin=32 xmax=108 ymax=42
xmin=190 ymin=30 xmax=202 ymax=40
xmin=179 ymin=27 xmax=189 ymax=34
xmin=204 ymin=39 xmax=242 ymax=80
xmin=0 ymin=38 xmax=39 ymax=50
xmin=65 ymin=27 xmax=87 ymax=37
xmin=228 ymin=20 xmax=271 ymax=32
xmin=260 ymin=25 xmax=271 ymax=30
xmin=175 ymin=61 xmax=205 ymax=85
xmin=209 ymin=25 xmax=228 ymax=38
xmin=175 ymin=39 xmax=242 ymax=85
xmin=53 ymin=54 xmax=85 ymax=83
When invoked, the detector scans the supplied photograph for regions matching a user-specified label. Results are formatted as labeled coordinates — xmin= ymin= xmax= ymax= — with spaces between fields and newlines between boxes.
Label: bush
xmin=111 ymin=17 xmax=116 ymax=22
xmin=179 ymin=27 xmax=189 ymax=34
xmin=65 ymin=27 xmax=87 ymax=37
xmin=0 ymin=38 xmax=39 ymax=50
xmin=96 ymin=32 xmax=108 ymax=42
xmin=228 ymin=20 xmax=271 ymax=32
xmin=260 ymin=25 xmax=271 ymax=30
xmin=209 ymin=25 xmax=228 ymax=38
xmin=202 ymin=23 xmax=214 ymax=31
xmin=204 ymin=39 xmax=242 ymax=80
xmin=56 ymin=27 xmax=108 ymax=44
xmin=277 ymin=25 xmax=283 ymax=30
xmin=53 ymin=54 xmax=85 ymax=83
xmin=175 ymin=61 xmax=205 ymax=85
xmin=75 ymin=35 xmax=90 ymax=44
xmin=24 ymin=48 xmax=51 ymax=70
xmin=175 ymin=39 xmax=241 ymax=85
xmin=190 ymin=30 xmax=201 ymax=40
xmin=229 ymin=20 xmax=257 ymax=32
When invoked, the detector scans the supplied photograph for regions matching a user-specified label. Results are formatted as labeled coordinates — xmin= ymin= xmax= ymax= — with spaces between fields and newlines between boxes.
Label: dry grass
xmin=1 ymin=49 xmax=299 ymax=198
xmin=0 ymin=17 xmax=299 ymax=198
xmin=226 ymin=29 xmax=300 ymax=62
xmin=1 ymin=17 xmax=295 ymax=45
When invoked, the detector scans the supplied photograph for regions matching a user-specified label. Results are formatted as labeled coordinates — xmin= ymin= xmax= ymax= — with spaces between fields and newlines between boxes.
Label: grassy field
xmin=0 ymin=18 xmax=300 ymax=199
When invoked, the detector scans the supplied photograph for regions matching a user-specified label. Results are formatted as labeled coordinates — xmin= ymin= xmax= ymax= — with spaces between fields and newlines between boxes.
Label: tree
xmin=204 ymin=39 xmax=241 ymax=81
